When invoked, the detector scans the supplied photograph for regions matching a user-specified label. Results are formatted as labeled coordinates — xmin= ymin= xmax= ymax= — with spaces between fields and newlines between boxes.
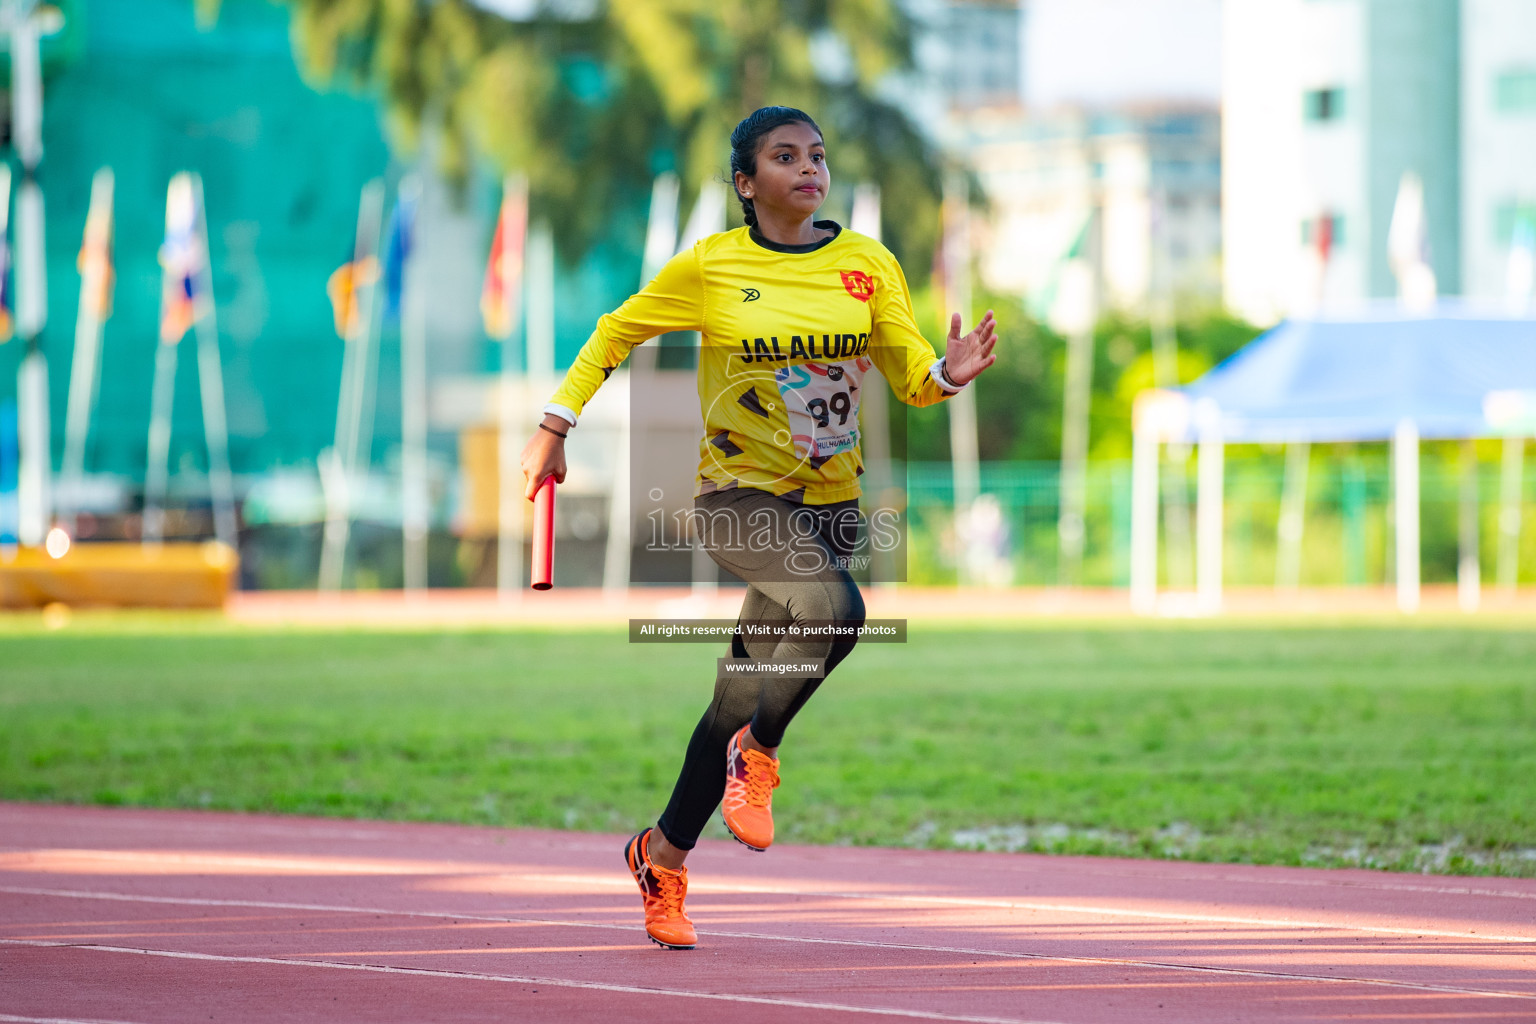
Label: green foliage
xmin=5 ymin=618 xmax=1535 ymax=875
xmin=268 ymin=0 xmax=945 ymax=266
xmin=898 ymin=295 xmax=1263 ymax=463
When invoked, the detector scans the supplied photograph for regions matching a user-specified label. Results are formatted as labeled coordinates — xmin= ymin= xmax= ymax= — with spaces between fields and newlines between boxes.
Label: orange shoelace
xmin=742 ymin=749 xmax=781 ymax=807
xmin=652 ymin=867 xmax=688 ymax=919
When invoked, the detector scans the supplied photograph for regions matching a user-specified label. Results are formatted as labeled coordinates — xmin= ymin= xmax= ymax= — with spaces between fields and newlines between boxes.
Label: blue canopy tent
xmin=1129 ymin=304 xmax=1536 ymax=614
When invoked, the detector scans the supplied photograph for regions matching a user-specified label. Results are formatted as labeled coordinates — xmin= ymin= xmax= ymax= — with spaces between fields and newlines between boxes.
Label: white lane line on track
xmin=521 ymin=873 xmax=1536 ymax=944
xmin=0 ymin=1015 xmax=148 ymax=1024
xmin=0 ymin=939 xmax=1052 ymax=1024
xmin=3 ymin=885 xmax=1534 ymax=1003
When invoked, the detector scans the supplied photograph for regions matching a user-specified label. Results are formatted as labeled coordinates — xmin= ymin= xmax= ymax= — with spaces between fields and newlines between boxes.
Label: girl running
xmin=520 ymin=106 xmax=998 ymax=949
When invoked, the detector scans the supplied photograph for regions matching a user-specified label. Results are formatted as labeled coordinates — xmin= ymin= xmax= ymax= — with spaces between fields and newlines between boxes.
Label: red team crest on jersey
xmin=840 ymin=270 xmax=874 ymax=302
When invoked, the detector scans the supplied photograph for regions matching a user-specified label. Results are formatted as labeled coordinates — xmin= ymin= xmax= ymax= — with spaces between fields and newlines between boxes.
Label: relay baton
xmin=531 ymin=475 xmax=556 ymax=590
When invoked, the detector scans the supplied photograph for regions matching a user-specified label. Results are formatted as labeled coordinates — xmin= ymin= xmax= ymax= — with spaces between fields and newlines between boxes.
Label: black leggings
xmin=656 ymin=487 xmax=866 ymax=850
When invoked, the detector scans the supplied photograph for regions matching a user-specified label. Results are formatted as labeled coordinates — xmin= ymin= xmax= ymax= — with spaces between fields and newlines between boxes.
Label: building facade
xmin=961 ymin=108 xmax=1222 ymax=312
xmin=1222 ymin=0 xmax=1536 ymax=325
xmin=1461 ymin=0 xmax=1536 ymax=306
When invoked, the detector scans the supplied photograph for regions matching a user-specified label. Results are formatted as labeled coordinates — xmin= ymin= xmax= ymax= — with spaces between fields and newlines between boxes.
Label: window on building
xmin=946 ymin=3 xmax=1023 ymax=108
xmin=1303 ymin=87 xmax=1346 ymax=122
xmin=1494 ymin=200 xmax=1536 ymax=245
xmin=1494 ymin=69 xmax=1536 ymax=114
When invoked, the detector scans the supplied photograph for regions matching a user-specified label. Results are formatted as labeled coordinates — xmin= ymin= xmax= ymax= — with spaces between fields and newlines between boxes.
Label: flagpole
xmin=398 ymin=174 xmax=429 ymax=594
xmin=493 ymin=175 xmax=528 ymax=600
xmin=143 ymin=333 xmax=178 ymax=546
xmin=60 ymin=167 xmax=113 ymax=534
xmin=1150 ymin=190 xmax=1192 ymax=591
xmin=1056 ymin=253 xmax=1096 ymax=588
xmin=942 ymin=171 xmax=980 ymax=585
xmin=144 ymin=174 xmax=185 ymax=548
xmin=851 ymin=183 xmax=896 ymax=589
xmin=320 ymin=177 xmax=385 ymax=592
xmin=604 ymin=172 xmax=678 ymax=596
xmin=679 ymin=181 xmax=727 ymax=598
xmin=188 ymin=173 xmax=238 ymax=550
xmin=9 ymin=0 xmax=49 ymax=547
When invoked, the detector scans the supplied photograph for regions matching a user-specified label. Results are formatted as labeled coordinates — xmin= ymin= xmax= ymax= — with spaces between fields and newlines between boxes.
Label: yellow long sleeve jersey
xmin=548 ymin=222 xmax=959 ymax=504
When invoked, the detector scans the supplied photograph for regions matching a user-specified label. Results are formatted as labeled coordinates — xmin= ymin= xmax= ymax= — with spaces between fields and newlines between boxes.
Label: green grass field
xmin=2 ymin=613 xmax=1534 ymax=875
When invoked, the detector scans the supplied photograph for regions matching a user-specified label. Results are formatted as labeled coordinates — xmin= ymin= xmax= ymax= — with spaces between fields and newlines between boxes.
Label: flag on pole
xmin=1386 ymin=173 xmax=1427 ymax=275
xmin=326 ymin=250 xmax=379 ymax=340
xmin=1314 ymin=211 xmax=1335 ymax=266
xmin=481 ymin=179 xmax=528 ymax=341
xmin=159 ymin=172 xmax=206 ymax=344
xmin=78 ymin=177 xmax=115 ymax=323
xmin=0 ymin=227 xmax=13 ymax=346
xmin=381 ymin=191 xmax=416 ymax=323
xmin=1387 ymin=171 xmax=1436 ymax=310
xmin=0 ymin=166 xmax=13 ymax=344
xmin=1507 ymin=212 xmax=1535 ymax=311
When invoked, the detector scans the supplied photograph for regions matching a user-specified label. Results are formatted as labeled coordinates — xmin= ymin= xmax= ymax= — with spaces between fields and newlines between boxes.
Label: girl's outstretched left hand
xmin=943 ymin=309 xmax=998 ymax=386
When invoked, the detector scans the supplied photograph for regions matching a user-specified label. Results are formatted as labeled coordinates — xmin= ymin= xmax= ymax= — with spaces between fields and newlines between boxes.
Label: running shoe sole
xmin=724 ymin=821 xmax=768 ymax=852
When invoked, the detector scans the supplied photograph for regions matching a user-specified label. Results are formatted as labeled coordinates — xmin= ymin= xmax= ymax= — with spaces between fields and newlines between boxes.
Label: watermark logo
xmin=630 ymin=619 xmax=908 ymax=643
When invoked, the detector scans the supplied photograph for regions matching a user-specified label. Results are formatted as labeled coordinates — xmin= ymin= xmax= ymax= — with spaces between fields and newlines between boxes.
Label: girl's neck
xmin=753 ymin=209 xmax=826 ymax=247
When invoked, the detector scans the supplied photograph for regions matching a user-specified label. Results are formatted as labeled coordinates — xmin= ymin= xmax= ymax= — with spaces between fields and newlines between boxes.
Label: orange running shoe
xmin=721 ymin=724 xmax=781 ymax=851
xmin=623 ymin=828 xmax=697 ymax=950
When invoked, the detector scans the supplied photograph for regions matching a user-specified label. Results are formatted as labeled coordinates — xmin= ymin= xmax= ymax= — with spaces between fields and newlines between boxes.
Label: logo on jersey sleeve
xmin=840 ymin=271 xmax=874 ymax=302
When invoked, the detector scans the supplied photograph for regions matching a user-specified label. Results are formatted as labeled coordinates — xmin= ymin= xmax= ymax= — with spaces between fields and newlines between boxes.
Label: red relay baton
xmin=531 ymin=475 xmax=556 ymax=591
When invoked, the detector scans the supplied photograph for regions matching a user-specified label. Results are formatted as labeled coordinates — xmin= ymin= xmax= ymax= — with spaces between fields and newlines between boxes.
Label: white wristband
xmin=929 ymin=358 xmax=966 ymax=394
xmin=542 ymin=403 xmax=578 ymax=427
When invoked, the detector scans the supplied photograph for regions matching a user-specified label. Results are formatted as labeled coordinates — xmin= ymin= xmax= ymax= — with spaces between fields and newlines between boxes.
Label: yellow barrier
xmin=0 ymin=541 xmax=239 ymax=609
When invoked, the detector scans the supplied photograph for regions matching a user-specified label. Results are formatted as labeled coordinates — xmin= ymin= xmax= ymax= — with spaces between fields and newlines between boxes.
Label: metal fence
xmin=905 ymin=446 xmax=1536 ymax=588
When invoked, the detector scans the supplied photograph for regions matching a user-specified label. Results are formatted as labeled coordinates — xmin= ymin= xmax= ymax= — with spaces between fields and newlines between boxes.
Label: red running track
xmin=2 ymin=804 xmax=1534 ymax=1023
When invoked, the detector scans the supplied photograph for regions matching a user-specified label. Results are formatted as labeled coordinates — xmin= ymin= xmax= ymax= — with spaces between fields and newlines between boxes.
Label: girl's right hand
xmin=520 ymin=414 xmax=570 ymax=499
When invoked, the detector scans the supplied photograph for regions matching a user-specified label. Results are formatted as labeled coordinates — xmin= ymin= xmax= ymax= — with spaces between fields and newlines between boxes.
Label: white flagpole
xmin=1150 ymin=190 xmax=1192 ymax=590
xmin=320 ymin=178 xmax=385 ymax=592
xmin=1457 ymin=438 xmax=1481 ymax=612
xmin=1496 ymin=435 xmax=1523 ymax=594
xmin=940 ymin=172 xmax=981 ymax=589
xmin=60 ymin=167 xmax=113 ymax=535
xmin=679 ymin=182 xmax=726 ymax=598
xmin=1394 ymin=418 xmax=1421 ymax=613
xmin=494 ymin=175 xmax=528 ymax=599
xmin=851 ymin=183 xmax=896 ymax=588
xmin=188 ymin=173 xmax=238 ymax=550
xmin=143 ymin=174 xmax=187 ymax=548
xmin=10 ymin=1 xmax=49 ymax=547
xmin=604 ymin=173 xmax=679 ymax=595
xmin=1055 ymin=254 xmax=1096 ymax=588
xmin=524 ymin=220 xmax=555 ymax=381
xmin=1275 ymin=441 xmax=1310 ymax=590
xmin=1130 ymin=416 xmax=1159 ymax=614
xmin=142 ymin=344 xmax=178 ymax=546
xmin=398 ymin=175 xmax=430 ymax=593
xmin=1195 ymin=399 xmax=1224 ymax=613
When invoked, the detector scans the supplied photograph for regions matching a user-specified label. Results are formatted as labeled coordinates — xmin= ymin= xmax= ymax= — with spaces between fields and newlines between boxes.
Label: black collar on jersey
xmin=748 ymin=220 xmax=842 ymax=254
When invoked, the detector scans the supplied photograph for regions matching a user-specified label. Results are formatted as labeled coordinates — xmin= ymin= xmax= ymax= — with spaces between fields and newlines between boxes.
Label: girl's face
xmin=735 ymin=122 xmax=829 ymax=221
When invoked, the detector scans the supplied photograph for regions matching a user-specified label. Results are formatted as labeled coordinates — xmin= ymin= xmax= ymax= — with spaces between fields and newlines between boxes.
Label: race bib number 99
xmin=774 ymin=357 xmax=872 ymax=461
